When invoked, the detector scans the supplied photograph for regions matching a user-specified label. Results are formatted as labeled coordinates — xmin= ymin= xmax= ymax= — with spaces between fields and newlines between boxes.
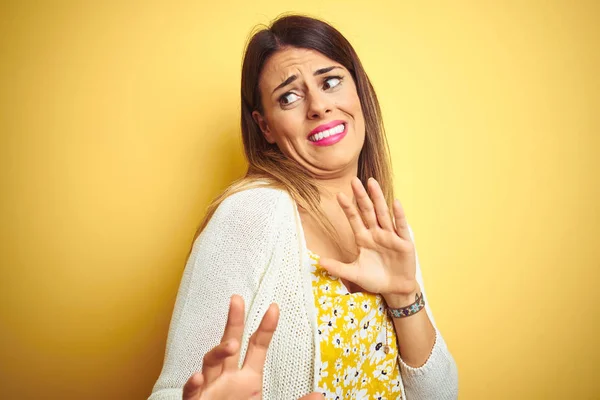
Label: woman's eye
xmin=280 ymin=92 xmax=300 ymax=105
xmin=324 ymin=76 xmax=342 ymax=90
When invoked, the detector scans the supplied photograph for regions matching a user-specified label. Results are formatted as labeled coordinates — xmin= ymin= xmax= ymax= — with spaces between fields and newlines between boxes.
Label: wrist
xmin=384 ymin=283 xmax=421 ymax=308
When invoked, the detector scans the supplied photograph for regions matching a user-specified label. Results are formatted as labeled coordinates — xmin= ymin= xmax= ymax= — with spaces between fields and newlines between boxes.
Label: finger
xmin=336 ymin=191 xmax=369 ymax=240
xmin=221 ymin=294 xmax=246 ymax=371
xmin=392 ymin=198 xmax=410 ymax=240
xmin=299 ymin=393 xmax=326 ymax=400
xmin=367 ymin=178 xmax=394 ymax=231
xmin=318 ymin=256 xmax=360 ymax=285
xmin=202 ymin=339 xmax=239 ymax=385
xmin=351 ymin=177 xmax=379 ymax=229
xmin=182 ymin=372 xmax=204 ymax=400
xmin=242 ymin=303 xmax=280 ymax=373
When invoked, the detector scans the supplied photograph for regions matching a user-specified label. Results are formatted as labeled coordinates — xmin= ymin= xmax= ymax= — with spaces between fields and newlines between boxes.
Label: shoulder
xmin=192 ymin=186 xmax=294 ymax=261
xmin=206 ymin=186 xmax=294 ymax=237
xmin=221 ymin=185 xmax=289 ymax=208
xmin=218 ymin=186 xmax=291 ymax=218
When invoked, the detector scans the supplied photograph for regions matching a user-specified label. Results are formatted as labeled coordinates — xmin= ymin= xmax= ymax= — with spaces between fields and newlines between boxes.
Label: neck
xmin=314 ymin=171 xmax=358 ymax=206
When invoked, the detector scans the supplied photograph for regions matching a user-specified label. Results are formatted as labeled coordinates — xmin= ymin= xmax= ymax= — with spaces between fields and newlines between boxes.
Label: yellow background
xmin=1 ymin=1 xmax=598 ymax=399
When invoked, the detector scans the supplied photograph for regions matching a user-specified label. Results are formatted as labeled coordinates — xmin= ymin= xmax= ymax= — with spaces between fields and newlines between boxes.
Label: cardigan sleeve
xmin=398 ymin=226 xmax=459 ymax=400
xmin=148 ymin=188 xmax=285 ymax=400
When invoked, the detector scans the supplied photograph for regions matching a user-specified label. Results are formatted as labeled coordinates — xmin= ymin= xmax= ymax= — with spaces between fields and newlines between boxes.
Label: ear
xmin=252 ymin=111 xmax=276 ymax=144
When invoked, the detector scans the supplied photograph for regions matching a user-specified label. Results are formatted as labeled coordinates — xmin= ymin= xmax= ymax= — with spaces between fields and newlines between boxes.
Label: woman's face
xmin=253 ymin=47 xmax=365 ymax=178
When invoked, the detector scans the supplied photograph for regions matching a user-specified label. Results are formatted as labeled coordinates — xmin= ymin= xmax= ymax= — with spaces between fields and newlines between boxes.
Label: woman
xmin=150 ymin=14 xmax=458 ymax=400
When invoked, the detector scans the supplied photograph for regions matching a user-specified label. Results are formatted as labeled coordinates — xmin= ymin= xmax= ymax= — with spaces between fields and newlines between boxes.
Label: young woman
xmin=150 ymin=14 xmax=458 ymax=400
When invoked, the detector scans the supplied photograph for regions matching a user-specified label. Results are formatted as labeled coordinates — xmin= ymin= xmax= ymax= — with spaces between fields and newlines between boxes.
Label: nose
xmin=306 ymin=89 xmax=332 ymax=120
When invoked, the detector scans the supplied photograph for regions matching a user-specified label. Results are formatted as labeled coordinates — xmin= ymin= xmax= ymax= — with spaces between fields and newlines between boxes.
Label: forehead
xmin=260 ymin=47 xmax=342 ymax=89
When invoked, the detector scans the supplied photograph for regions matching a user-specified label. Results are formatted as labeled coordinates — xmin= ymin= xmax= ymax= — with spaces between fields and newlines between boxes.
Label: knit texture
xmin=149 ymin=186 xmax=458 ymax=399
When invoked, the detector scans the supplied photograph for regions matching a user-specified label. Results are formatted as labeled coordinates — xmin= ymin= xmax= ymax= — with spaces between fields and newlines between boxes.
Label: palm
xmin=199 ymin=368 xmax=262 ymax=400
xmin=319 ymin=177 xmax=418 ymax=297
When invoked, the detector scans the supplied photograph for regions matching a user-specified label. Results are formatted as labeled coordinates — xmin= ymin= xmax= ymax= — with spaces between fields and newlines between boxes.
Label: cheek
xmin=335 ymin=86 xmax=362 ymax=114
xmin=276 ymin=109 xmax=306 ymax=137
xmin=350 ymin=92 xmax=363 ymax=116
xmin=339 ymin=93 xmax=364 ymax=124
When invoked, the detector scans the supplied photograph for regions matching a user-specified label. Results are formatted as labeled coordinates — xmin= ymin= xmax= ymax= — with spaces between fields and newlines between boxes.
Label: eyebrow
xmin=272 ymin=66 xmax=343 ymax=94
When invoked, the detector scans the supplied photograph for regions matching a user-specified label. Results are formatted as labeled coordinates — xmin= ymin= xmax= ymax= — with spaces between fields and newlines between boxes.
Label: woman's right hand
xmin=182 ymin=295 xmax=324 ymax=400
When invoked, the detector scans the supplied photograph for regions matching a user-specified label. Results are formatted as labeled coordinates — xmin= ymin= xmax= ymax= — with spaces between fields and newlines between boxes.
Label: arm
xmin=387 ymin=227 xmax=459 ymax=400
xmin=318 ymin=177 xmax=458 ymax=400
xmin=149 ymin=188 xmax=285 ymax=400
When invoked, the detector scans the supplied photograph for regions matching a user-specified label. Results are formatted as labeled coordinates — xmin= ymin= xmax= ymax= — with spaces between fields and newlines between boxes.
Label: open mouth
xmin=308 ymin=123 xmax=346 ymax=142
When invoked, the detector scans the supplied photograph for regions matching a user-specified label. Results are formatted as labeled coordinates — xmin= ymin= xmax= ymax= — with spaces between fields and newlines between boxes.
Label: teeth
xmin=309 ymin=123 xmax=345 ymax=142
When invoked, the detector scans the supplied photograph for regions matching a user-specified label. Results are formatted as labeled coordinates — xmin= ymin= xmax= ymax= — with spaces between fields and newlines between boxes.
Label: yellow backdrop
xmin=1 ymin=1 xmax=598 ymax=399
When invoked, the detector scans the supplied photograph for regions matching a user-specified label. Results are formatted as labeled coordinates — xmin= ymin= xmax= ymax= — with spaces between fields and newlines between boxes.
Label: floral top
xmin=309 ymin=250 xmax=403 ymax=399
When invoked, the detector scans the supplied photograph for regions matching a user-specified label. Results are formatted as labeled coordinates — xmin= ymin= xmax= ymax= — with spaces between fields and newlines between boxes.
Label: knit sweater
xmin=149 ymin=186 xmax=459 ymax=400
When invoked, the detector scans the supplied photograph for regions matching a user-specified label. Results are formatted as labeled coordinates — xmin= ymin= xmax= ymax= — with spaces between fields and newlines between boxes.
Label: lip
xmin=309 ymin=120 xmax=346 ymax=136
xmin=308 ymin=122 xmax=348 ymax=147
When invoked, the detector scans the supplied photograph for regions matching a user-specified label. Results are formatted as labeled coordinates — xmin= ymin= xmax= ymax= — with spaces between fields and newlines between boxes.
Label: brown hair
xmin=194 ymin=14 xmax=395 ymax=254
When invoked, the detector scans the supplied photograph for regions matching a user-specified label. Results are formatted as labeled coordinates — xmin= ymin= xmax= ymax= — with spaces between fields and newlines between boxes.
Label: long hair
xmin=194 ymin=14 xmax=395 ymax=255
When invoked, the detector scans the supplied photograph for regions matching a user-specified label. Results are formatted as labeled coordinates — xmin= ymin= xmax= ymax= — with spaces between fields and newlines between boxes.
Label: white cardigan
xmin=149 ymin=186 xmax=458 ymax=400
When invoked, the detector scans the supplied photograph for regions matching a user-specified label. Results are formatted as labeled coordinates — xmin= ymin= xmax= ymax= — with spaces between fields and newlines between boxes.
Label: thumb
xmin=182 ymin=372 xmax=203 ymax=400
xmin=318 ymin=257 xmax=358 ymax=284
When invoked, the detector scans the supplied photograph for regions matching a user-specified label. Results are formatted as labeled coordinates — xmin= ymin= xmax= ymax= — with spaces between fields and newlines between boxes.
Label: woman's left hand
xmin=319 ymin=177 xmax=419 ymax=302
